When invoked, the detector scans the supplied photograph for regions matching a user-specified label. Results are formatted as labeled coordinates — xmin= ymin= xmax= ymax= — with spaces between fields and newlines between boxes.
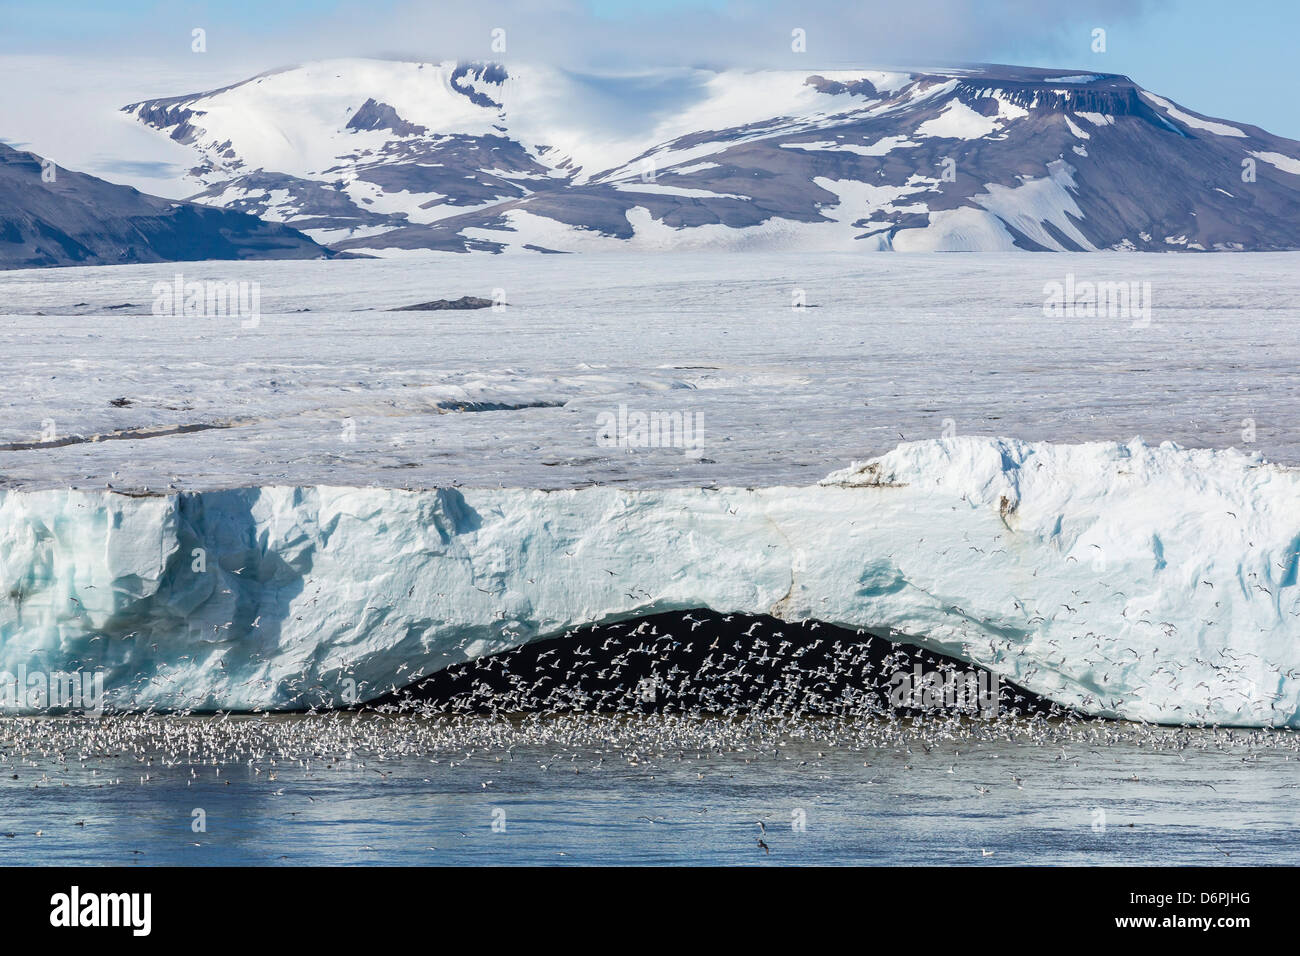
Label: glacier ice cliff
xmin=1 ymin=436 xmax=1297 ymax=726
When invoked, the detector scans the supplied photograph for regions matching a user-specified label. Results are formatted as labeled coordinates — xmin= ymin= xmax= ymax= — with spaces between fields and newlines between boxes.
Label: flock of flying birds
xmin=1 ymin=611 xmax=1296 ymax=862
xmin=2 ymin=612 xmax=1297 ymax=778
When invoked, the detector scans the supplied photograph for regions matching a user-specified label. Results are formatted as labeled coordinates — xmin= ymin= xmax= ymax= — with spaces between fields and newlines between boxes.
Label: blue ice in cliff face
xmin=0 ymin=437 xmax=1296 ymax=725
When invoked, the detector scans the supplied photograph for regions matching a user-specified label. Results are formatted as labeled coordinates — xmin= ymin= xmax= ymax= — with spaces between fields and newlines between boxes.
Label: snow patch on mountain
xmin=1140 ymin=91 xmax=1247 ymax=137
xmin=972 ymin=161 xmax=1094 ymax=252
xmin=890 ymin=206 xmax=1016 ymax=251
xmin=914 ymin=99 xmax=1003 ymax=139
xmin=1251 ymin=151 xmax=1300 ymax=176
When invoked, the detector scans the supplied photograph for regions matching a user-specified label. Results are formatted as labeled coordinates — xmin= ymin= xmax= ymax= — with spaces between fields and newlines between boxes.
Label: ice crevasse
xmin=0 ymin=436 xmax=1297 ymax=726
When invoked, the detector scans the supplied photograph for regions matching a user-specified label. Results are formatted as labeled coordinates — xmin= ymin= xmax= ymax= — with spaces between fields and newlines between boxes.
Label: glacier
xmin=7 ymin=252 xmax=1300 ymax=493
xmin=2 ymin=436 xmax=1297 ymax=726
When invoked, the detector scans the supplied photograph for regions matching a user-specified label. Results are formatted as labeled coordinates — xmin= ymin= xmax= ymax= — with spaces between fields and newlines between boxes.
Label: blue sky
xmin=1017 ymin=2 xmax=1300 ymax=140
xmin=2 ymin=0 xmax=1297 ymax=137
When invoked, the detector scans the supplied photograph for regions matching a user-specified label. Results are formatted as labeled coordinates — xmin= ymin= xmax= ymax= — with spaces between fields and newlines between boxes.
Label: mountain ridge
xmin=108 ymin=58 xmax=1300 ymax=254
xmin=0 ymin=141 xmax=334 ymax=270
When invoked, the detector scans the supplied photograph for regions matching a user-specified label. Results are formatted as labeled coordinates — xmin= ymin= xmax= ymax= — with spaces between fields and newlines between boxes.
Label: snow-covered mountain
xmin=122 ymin=58 xmax=1300 ymax=254
xmin=0 ymin=141 xmax=332 ymax=269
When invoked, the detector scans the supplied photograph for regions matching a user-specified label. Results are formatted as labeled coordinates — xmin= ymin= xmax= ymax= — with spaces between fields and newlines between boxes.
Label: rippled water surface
xmin=2 ymin=714 xmax=1296 ymax=865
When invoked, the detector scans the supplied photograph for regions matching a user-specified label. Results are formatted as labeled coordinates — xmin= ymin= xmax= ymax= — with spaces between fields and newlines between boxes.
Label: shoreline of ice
xmin=0 ymin=436 xmax=1296 ymax=725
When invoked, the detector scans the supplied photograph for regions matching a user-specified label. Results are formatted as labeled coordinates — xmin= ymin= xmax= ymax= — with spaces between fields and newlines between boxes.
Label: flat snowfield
xmin=2 ymin=251 xmax=1298 ymax=491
